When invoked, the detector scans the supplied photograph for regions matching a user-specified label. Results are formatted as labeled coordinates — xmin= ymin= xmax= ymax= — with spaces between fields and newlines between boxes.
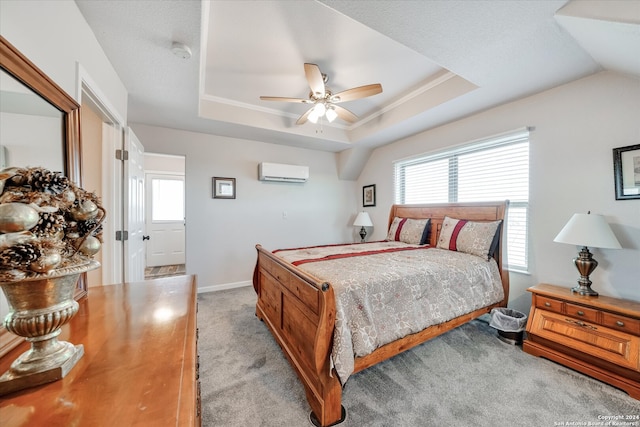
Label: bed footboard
xmin=253 ymin=244 xmax=343 ymax=427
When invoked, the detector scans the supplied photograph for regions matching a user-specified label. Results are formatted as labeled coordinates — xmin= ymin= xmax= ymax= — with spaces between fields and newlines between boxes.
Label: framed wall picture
xmin=213 ymin=177 xmax=236 ymax=199
xmin=613 ymin=144 xmax=640 ymax=200
xmin=363 ymin=184 xmax=376 ymax=207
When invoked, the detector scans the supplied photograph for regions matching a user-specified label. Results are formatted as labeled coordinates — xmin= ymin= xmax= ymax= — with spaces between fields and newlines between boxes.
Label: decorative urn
xmin=0 ymin=167 xmax=105 ymax=395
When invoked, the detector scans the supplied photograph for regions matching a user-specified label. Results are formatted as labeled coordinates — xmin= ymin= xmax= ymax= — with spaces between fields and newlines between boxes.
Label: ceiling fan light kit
xmin=309 ymin=103 xmax=335 ymax=124
xmin=260 ymin=63 xmax=382 ymax=125
xmin=325 ymin=106 xmax=338 ymax=123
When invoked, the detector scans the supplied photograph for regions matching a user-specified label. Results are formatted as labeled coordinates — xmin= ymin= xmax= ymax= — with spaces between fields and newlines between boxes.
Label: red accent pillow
xmin=386 ymin=217 xmax=431 ymax=245
xmin=436 ymin=216 xmax=502 ymax=260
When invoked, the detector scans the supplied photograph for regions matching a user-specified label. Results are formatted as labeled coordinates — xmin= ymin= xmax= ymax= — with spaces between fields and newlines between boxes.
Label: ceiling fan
xmin=260 ymin=63 xmax=382 ymax=125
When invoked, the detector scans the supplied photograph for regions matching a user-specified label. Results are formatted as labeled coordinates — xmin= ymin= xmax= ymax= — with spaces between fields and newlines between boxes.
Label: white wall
xmin=0 ymin=0 xmax=127 ymax=122
xmin=145 ymin=153 xmax=185 ymax=174
xmin=358 ymin=71 xmax=640 ymax=312
xmin=131 ymin=124 xmax=358 ymax=291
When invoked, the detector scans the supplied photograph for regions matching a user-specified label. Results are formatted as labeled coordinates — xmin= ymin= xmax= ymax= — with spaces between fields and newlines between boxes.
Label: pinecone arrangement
xmin=0 ymin=167 xmax=105 ymax=282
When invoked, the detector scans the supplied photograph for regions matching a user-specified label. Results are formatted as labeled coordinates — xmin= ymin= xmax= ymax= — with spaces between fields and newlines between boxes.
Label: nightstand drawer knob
xmin=577 ymin=310 xmax=584 ymax=316
xmin=544 ymin=302 xmax=551 ymax=307
xmin=616 ymin=320 xmax=625 ymax=327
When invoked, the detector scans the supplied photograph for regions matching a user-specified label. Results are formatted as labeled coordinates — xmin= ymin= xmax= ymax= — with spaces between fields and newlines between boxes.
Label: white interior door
xmin=145 ymin=173 xmax=185 ymax=267
xmin=124 ymin=128 xmax=145 ymax=282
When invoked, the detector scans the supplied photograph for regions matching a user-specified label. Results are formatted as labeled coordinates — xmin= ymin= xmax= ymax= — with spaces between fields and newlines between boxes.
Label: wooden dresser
xmin=524 ymin=283 xmax=640 ymax=399
xmin=0 ymin=275 xmax=201 ymax=426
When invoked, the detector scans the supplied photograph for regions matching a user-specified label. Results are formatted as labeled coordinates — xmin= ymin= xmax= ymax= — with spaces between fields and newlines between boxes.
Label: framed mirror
xmin=0 ymin=36 xmax=82 ymax=181
xmin=0 ymin=36 xmax=85 ymax=357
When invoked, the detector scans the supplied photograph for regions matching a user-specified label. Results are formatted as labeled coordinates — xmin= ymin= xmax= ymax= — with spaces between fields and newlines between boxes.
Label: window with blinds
xmin=394 ymin=129 xmax=530 ymax=271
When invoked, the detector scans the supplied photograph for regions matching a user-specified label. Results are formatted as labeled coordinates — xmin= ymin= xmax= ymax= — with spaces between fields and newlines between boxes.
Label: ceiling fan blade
xmin=295 ymin=107 xmax=313 ymax=125
xmin=333 ymin=105 xmax=358 ymax=123
xmin=259 ymin=96 xmax=310 ymax=103
xmin=304 ymin=63 xmax=325 ymax=99
xmin=332 ymin=84 xmax=382 ymax=103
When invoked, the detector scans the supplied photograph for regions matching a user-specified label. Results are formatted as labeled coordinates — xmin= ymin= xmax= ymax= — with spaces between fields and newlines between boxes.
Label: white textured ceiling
xmin=74 ymin=0 xmax=640 ymax=153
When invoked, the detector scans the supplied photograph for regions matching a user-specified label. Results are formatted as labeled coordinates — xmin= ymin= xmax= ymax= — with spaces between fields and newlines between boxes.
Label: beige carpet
xmin=144 ymin=264 xmax=186 ymax=279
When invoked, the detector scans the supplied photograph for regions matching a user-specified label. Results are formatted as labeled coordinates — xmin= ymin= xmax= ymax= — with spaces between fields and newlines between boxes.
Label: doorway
xmin=143 ymin=153 xmax=186 ymax=279
xmin=79 ymin=96 xmax=123 ymax=286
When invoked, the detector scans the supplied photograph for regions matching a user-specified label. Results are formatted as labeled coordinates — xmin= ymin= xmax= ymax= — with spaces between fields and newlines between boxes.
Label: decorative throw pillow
xmin=386 ymin=217 xmax=431 ymax=245
xmin=436 ymin=216 xmax=502 ymax=260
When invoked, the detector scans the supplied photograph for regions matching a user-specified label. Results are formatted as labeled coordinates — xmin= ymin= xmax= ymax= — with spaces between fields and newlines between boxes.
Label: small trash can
xmin=489 ymin=307 xmax=528 ymax=345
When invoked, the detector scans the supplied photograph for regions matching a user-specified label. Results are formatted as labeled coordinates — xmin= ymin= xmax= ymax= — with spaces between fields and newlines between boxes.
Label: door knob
xmin=142 ymin=235 xmax=150 ymax=241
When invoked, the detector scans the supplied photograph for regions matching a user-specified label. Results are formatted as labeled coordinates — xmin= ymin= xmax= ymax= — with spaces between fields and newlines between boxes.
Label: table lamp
xmin=553 ymin=212 xmax=621 ymax=296
xmin=353 ymin=212 xmax=373 ymax=243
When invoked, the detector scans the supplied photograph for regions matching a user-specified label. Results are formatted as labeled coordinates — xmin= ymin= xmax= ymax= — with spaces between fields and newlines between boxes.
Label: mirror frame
xmin=1 ymin=36 xmax=87 ymax=357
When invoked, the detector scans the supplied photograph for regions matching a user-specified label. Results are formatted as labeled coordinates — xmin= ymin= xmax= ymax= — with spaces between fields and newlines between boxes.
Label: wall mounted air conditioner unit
xmin=258 ymin=162 xmax=309 ymax=183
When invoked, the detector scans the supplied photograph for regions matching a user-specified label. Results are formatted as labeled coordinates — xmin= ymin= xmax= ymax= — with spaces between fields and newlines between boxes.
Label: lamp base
xmin=571 ymin=284 xmax=598 ymax=296
xmin=571 ymin=246 xmax=599 ymax=297
xmin=359 ymin=227 xmax=367 ymax=243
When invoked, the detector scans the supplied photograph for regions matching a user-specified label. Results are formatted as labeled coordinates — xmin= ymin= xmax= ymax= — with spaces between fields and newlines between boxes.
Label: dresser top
xmin=0 ymin=275 xmax=198 ymax=426
xmin=529 ymin=283 xmax=640 ymax=319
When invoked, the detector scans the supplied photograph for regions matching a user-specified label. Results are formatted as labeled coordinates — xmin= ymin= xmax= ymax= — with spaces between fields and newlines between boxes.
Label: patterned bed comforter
xmin=274 ymin=241 xmax=504 ymax=384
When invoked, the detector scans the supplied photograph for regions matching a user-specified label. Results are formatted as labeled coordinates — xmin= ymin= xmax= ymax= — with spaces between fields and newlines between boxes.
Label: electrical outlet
xmin=282 ymin=211 xmax=288 ymax=220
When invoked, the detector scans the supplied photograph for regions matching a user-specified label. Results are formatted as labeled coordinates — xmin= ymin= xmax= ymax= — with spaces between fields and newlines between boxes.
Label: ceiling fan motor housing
xmin=260 ymin=63 xmax=382 ymax=124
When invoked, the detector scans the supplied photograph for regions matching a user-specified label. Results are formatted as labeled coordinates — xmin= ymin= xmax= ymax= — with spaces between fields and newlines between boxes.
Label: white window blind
xmin=394 ymin=129 xmax=530 ymax=271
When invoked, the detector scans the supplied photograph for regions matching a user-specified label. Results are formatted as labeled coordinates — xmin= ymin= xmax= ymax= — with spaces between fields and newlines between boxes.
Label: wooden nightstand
xmin=523 ymin=284 xmax=640 ymax=399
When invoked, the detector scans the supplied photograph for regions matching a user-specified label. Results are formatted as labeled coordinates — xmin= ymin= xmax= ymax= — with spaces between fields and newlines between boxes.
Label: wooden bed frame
xmin=253 ymin=201 xmax=510 ymax=426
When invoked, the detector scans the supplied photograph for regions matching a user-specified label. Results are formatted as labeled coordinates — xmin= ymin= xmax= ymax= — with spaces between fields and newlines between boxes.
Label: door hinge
xmin=115 ymin=149 xmax=129 ymax=161
xmin=115 ymin=230 xmax=129 ymax=241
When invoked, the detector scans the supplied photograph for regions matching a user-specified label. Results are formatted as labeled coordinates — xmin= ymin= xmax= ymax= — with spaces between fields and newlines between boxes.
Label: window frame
xmin=394 ymin=128 xmax=530 ymax=272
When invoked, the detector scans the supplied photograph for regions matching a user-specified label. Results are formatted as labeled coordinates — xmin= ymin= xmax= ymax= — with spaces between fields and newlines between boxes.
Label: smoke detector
xmin=171 ymin=42 xmax=192 ymax=60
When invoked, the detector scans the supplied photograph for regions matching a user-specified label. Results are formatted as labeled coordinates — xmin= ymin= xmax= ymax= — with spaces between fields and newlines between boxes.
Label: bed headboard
xmin=387 ymin=201 xmax=510 ymax=302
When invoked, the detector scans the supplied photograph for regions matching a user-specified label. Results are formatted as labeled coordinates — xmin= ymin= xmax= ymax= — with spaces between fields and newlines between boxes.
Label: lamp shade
xmin=353 ymin=212 xmax=373 ymax=227
xmin=553 ymin=213 xmax=621 ymax=249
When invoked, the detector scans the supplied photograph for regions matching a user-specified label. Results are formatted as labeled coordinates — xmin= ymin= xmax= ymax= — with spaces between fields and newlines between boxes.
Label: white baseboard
xmin=197 ymin=280 xmax=252 ymax=294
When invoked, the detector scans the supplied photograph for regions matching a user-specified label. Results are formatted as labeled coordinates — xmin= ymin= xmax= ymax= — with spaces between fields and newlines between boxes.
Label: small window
xmin=151 ymin=178 xmax=184 ymax=221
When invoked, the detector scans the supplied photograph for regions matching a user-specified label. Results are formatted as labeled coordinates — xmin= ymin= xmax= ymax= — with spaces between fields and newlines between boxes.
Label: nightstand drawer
xmin=535 ymin=295 xmax=563 ymax=313
xmin=565 ymin=303 xmax=598 ymax=323
xmin=602 ymin=312 xmax=640 ymax=336
xmin=530 ymin=309 xmax=640 ymax=372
